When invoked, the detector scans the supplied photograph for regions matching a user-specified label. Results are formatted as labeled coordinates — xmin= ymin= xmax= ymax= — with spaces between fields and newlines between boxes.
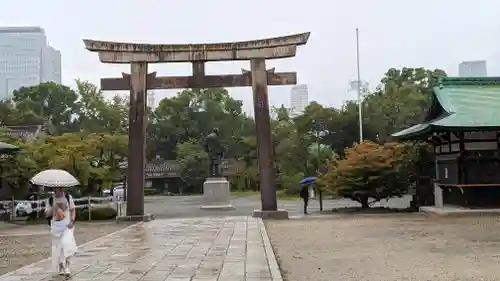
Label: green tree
xmin=30 ymin=132 xmax=127 ymax=193
xmin=10 ymin=82 xmax=79 ymax=132
xmin=76 ymin=79 xmax=128 ymax=134
xmin=0 ymin=127 xmax=38 ymax=194
xmin=364 ymin=67 xmax=447 ymax=141
xmin=176 ymin=140 xmax=208 ymax=193
xmin=150 ymin=88 xmax=253 ymax=160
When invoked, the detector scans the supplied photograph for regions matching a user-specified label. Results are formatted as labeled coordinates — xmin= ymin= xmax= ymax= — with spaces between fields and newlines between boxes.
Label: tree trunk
xmin=360 ymin=197 xmax=370 ymax=208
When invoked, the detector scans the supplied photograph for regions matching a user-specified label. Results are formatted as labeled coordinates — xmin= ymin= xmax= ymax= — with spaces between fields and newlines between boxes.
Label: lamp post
xmin=311 ymin=120 xmax=326 ymax=211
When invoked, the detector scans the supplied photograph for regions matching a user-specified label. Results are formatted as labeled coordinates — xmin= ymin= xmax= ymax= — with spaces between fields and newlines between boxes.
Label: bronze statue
xmin=203 ymin=128 xmax=225 ymax=177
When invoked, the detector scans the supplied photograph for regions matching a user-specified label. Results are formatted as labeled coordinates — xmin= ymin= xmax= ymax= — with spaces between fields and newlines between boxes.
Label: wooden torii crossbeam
xmin=83 ymin=32 xmax=310 ymax=219
xmin=100 ymin=68 xmax=296 ymax=90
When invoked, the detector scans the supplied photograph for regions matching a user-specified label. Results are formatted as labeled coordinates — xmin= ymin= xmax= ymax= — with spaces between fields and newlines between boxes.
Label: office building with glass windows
xmin=0 ymin=26 xmax=61 ymax=100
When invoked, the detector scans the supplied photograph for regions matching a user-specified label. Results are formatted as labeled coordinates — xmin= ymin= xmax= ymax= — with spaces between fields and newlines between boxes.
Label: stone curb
xmin=0 ymin=222 xmax=143 ymax=280
xmin=258 ymin=218 xmax=284 ymax=281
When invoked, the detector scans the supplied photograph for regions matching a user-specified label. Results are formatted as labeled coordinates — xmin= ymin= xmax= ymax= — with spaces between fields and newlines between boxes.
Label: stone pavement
xmin=0 ymin=217 xmax=282 ymax=281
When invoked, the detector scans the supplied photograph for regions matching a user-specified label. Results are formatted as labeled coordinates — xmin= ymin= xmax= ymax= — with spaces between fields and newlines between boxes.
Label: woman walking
xmin=45 ymin=187 xmax=77 ymax=276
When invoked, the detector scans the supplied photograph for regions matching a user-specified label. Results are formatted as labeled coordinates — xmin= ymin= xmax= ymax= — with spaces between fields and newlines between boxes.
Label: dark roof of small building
xmin=0 ymin=141 xmax=19 ymax=153
xmin=5 ymin=121 xmax=49 ymax=143
xmin=392 ymin=77 xmax=500 ymax=140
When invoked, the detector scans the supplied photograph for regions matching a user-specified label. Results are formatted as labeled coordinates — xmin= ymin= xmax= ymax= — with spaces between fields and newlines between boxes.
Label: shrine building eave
xmin=82 ymin=32 xmax=310 ymax=63
xmin=390 ymin=121 xmax=500 ymax=141
xmin=392 ymin=77 xmax=500 ymax=140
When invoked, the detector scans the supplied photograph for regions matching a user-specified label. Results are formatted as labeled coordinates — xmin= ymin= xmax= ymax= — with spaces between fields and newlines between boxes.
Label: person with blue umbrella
xmin=299 ymin=177 xmax=316 ymax=214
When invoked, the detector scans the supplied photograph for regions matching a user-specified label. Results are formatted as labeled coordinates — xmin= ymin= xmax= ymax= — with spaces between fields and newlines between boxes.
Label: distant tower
xmin=290 ymin=84 xmax=309 ymax=117
xmin=458 ymin=60 xmax=487 ymax=77
xmin=348 ymin=80 xmax=369 ymax=96
xmin=147 ymin=91 xmax=156 ymax=108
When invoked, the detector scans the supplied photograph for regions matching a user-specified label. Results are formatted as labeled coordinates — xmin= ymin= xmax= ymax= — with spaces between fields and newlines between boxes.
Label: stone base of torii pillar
xmin=252 ymin=209 xmax=289 ymax=220
xmin=116 ymin=213 xmax=155 ymax=223
xmin=200 ymin=177 xmax=234 ymax=210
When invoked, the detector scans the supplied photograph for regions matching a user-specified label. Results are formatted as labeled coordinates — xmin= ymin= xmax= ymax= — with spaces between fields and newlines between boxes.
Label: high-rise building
xmin=147 ymin=91 xmax=156 ymax=108
xmin=42 ymin=46 xmax=61 ymax=85
xmin=458 ymin=60 xmax=487 ymax=77
xmin=290 ymin=84 xmax=308 ymax=116
xmin=0 ymin=26 xmax=61 ymax=100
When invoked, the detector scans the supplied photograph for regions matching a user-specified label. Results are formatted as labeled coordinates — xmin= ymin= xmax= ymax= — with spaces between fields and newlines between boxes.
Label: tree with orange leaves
xmin=319 ymin=141 xmax=420 ymax=208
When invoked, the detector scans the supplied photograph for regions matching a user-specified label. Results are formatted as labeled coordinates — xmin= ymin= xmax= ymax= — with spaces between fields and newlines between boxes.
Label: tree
xmin=34 ymin=133 xmax=96 ymax=185
xmin=76 ymin=79 xmax=128 ymax=134
xmin=0 ymin=101 xmax=16 ymax=126
xmin=10 ymin=82 xmax=79 ymax=132
xmin=30 ymin=132 xmax=127 ymax=194
xmin=0 ymin=127 xmax=38 ymax=194
xmin=88 ymin=133 xmax=128 ymax=190
xmin=150 ymin=88 xmax=253 ymax=161
xmin=176 ymin=140 xmax=208 ymax=193
xmin=319 ymin=141 xmax=420 ymax=208
xmin=0 ymin=81 xmax=128 ymax=197
xmin=364 ymin=67 xmax=447 ymax=141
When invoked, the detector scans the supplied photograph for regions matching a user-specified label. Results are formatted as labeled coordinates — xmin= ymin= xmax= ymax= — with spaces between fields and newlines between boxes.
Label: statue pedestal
xmin=201 ymin=177 xmax=234 ymax=210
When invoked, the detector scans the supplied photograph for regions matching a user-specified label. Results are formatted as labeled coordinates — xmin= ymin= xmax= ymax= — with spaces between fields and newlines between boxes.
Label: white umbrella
xmin=30 ymin=169 xmax=80 ymax=188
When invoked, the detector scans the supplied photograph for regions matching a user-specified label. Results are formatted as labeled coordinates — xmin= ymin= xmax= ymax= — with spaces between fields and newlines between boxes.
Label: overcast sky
xmin=1 ymin=0 xmax=499 ymax=114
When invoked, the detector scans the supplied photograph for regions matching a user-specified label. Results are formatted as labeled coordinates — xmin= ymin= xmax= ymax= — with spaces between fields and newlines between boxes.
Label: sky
xmin=1 ymin=0 xmax=499 ymax=115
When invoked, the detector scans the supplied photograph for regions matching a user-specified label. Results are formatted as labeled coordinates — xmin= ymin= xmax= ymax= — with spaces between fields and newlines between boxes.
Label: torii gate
xmin=83 ymin=32 xmax=310 ymax=220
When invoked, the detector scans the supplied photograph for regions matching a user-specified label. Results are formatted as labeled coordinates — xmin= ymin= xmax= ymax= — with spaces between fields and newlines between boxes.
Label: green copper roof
xmin=392 ymin=77 xmax=500 ymax=139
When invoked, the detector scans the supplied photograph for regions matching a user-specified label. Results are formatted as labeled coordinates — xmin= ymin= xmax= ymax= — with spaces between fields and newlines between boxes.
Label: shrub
xmin=76 ymin=207 xmax=117 ymax=221
xmin=144 ymin=188 xmax=157 ymax=196
xmin=319 ymin=141 xmax=420 ymax=208
xmin=280 ymin=173 xmax=305 ymax=195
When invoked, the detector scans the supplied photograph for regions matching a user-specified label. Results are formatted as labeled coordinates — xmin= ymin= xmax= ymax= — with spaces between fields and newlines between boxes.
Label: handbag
xmin=61 ymin=228 xmax=78 ymax=258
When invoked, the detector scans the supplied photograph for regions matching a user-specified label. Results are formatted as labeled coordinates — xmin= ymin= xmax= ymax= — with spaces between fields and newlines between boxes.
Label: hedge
xmin=144 ymin=188 xmax=157 ymax=196
xmin=75 ymin=207 xmax=117 ymax=221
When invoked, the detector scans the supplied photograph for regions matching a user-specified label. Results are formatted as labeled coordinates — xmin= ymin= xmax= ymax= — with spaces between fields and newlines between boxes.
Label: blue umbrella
xmin=299 ymin=177 xmax=316 ymax=185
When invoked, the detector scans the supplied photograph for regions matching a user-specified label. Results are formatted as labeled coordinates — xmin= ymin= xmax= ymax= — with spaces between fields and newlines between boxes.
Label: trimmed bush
xmin=144 ymin=188 xmax=157 ymax=196
xmin=280 ymin=173 xmax=304 ymax=195
xmin=76 ymin=207 xmax=117 ymax=221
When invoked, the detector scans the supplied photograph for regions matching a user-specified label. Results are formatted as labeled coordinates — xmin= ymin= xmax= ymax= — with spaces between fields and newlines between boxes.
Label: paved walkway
xmin=0 ymin=217 xmax=282 ymax=281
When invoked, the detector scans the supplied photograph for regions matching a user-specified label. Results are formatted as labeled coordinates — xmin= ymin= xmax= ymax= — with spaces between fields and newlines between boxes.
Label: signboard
xmin=145 ymin=160 xmax=181 ymax=178
xmin=141 ymin=159 xmax=245 ymax=179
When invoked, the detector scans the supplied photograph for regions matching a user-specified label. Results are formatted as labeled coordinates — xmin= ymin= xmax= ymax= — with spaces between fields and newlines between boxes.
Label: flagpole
xmin=356 ymin=28 xmax=363 ymax=142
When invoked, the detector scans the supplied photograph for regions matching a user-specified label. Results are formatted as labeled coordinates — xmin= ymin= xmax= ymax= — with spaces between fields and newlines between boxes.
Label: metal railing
xmin=0 ymin=196 xmax=125 ymax=221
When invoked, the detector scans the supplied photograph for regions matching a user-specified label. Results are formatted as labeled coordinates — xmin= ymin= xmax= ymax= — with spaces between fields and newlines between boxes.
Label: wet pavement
xmin=143 ymin=195 xmax=412 ymax=218
xmin=0 ymin=217 xmax=282 ymax=281
xmin=0 ymin=222 xmax=132 ymax=276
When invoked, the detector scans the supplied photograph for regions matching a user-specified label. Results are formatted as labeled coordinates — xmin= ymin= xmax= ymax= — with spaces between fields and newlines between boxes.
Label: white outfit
xmin=45 ymin=194 xmax=77 ymax=274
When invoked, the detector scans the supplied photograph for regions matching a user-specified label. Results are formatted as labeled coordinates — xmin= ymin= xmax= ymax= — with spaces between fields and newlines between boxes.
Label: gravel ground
xmin=0 ymin=221 xmax=132 ymax=275
xmin=266 ymin=214 xmax=500 ymax=281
